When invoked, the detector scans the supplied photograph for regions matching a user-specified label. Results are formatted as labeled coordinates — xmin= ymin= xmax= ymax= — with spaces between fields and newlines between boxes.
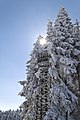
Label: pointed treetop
xmin=59 ymin=5 xmax=65 ymax=11
xmin=33 ymin=35 xmax=43 ymax=46
xmin=74 ymin=19 xmax=80 ymax=26
xmin=57 ymin=6 xmax=69 ymax=19
xmin=47 ymin=19 xmax=54 ymax=36
xmin=47 ymin=19 xmax=53 ymax=24
xmin=54 ymin=6 xmax=72 ymax=33
xmin=37 ymin=35 xmax=43 ymax=40
xmin=73 ymin=19 xmax=80 ymax=34
xmin=47 ymin=19 xmax=53 ymax=29
xmin=36 ymin=35 xmax=47 ymax=46
xmin=75 ymin=19 xmax=79 ymax=24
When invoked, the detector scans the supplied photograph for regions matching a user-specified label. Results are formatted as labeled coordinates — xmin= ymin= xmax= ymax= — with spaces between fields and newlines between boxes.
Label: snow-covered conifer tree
xmin=19 ymin=6 xmax=80 ymax=120
xmin=72 ymin=19 xmax=80 ymax=119
xmin=44 ymin=6 xmax=78 ymax=120
xmin=0 ymin=109 xmax=22 ymax=120
xmin=19 ymin=35 xmax=51 ymax=120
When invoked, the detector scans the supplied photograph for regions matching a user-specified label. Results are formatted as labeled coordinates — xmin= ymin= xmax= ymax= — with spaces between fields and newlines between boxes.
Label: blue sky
xmin=0 ymin=0 xmax=80 ymax=110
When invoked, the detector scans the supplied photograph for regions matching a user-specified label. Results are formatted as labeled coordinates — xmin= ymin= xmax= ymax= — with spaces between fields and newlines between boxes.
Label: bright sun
xmin=40 ymin=38 xmax=46 ymax=45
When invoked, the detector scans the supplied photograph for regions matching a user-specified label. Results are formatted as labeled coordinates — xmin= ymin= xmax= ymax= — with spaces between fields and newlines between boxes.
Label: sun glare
xmin=40 ymin=38 xmax=46 ymax=45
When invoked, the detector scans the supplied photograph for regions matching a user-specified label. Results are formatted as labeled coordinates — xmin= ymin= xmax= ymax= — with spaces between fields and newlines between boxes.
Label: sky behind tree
xmin=0 ymin=0 xmax=80 ymax=110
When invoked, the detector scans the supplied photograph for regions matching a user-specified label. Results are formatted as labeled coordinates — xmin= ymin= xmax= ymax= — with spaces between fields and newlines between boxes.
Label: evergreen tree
xmin=44 ymin=6 xmax=78 ymax=120
xmin=19 ymin=35 xmax=51 ymax=120
xmin=72 ymin=19 xmax=80 ymax=119
xmin=0 ymin=109 xmax=22 ymax=120
xmin=19 ymin=6 xmax=80 ymax=120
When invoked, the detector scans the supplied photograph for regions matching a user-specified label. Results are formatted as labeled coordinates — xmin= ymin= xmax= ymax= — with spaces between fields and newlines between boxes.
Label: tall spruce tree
xmin=44 ymin=7 xmax=78 ymax=120
xmin=19 ymin=7 xmax=80 ymax=120
xmin=72 ymin=19 xmax=80 ymax=119
xmin=19 ymin=35 xmax=51 ymax=120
